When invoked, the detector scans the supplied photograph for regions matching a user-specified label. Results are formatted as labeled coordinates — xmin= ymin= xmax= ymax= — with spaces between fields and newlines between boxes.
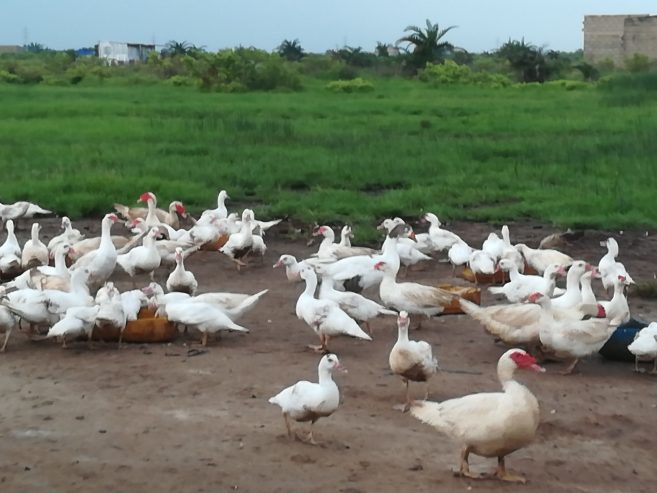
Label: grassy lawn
xmin=1 ymin=78 xmax=656 ymax=240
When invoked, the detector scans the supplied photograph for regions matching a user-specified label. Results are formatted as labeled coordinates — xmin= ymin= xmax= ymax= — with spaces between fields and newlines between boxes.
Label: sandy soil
xmin=1 ymin=217 xmax=657 ymax=493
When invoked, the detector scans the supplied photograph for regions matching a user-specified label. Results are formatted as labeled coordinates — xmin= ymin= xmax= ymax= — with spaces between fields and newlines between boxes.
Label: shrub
xmin=0 ymin=69 xmax=20 ymax=83
xmin=325 ymin=77 xmax=374 ymax=93
xmin=420 ymin=60 xmax=512 ymax=87
xmin=165 ymin=75 xmax=195 ymax=87
xmin=625 ymin=53 xmax=651 ymax=73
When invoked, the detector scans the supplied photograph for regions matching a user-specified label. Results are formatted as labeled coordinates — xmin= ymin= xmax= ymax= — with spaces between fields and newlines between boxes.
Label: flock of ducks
xmin=0 ymin=196 xmax=652 ymax=483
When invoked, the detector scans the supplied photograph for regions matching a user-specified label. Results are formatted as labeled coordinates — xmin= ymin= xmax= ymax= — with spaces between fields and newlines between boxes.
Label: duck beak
xmin=273 ymin=260 xmax=282 ymax=268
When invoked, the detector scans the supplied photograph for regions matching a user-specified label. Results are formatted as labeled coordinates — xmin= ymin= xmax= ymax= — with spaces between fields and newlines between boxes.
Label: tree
xmin=24 ymin=42 xmax=47 ymax=53
xmin=397 ymin=19 xmax=458 ymax=71
xmin=163 ymin=40 xmax=195 ymax=57
xmin=276 ymin=39 xmax=304 ymax=62
xmin=496 ymin=39 xmax=549 ymax=83
xmin=375 ymin=41 xmax=389 ymax=57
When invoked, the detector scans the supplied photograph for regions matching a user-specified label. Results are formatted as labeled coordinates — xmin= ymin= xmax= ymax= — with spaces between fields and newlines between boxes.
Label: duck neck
xmin=318 ymin=366 xmax=334 ymax=386
xmin=565 ymin=269 xmax=582 ymax=293
xmin=174 ymin=256 xmax=185 ymax=274
xmin=611 ymin=282 xmax=624 ymax=302
xmin=320 ymin=230 xmax=335 ymax=249
xmin=497 ymin=359 xmax=517 ymax=387
xmin=7 ymin=221 xmax=17 ymax=243
xmin=303 ymin=272 xmax=318 ymax=297
xmin=502 ymin=226 xmax=511 ymax=246
xmin=71 ymin=273 xmax=90 ymax=296
xmin=53 ymin=249 xmax=68 ymax=275
xmin=100 ymin=217 xmax=114 ymax=249
xmin=31 ymin=225 xmax=39 ymax=242
xmin=607 ymin=242 xmax=619 ymax=258
xmin=319 ymin=276 xmax=334 ymax=297
xmin=397 ymin=325 xmax=409 ymax=343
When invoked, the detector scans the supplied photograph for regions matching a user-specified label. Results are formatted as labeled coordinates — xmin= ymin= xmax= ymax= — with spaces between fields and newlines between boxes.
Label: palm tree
xmin=375 ymin=42 xmax=389 ymax=57
xmin=24 ymin=42 xmax=46 ymax=53
xmin=496 ymin=39 xmax=549 ymax=82
xmin=397 ymin=19 xmax=457 ymax=71
xmin=163 ymin=40 xmax=194 ymax=57
xmin=276 ymin=39 xmax=304 ymax=62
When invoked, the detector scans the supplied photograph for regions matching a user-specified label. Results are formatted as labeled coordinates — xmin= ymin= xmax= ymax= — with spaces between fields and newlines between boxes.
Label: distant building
xmin=584 ymin=14 xmax=657 ymax=65
xmin=96 ymin=41 xmax=159 ymax=64
xmin=0 ymin=45 xmax=24 ymax=54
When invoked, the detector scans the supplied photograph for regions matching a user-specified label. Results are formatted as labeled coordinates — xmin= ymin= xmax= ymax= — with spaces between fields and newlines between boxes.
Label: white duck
xmin=498 ymin=225 xmax=525 ymax=273
xmin=295 ymin=267 xmax=372 ymax=352
xmin=377 ymin=218 xmax=431 ymax=268
xmin=0 ymin=300 xmax=17 ymax=352
xmin=312 ymin=225 xmax=376 ymax=260
xmin=69 ymin=213 xmax=120 ymax=289
xmin=317 ymin=223 xmax=413 ymax=292
xmin=21 ymin=223 xmax=48 ymax=270
xmin=488 ymin=260 xmax=566 ymax=302
xmin=447 ymin=240 xmax=474 ymax=276
xmin=116 ymin=227 xmax=161 ymax=279
xmin=467 ymin=249 xmax=496 ymax=283
xmin=47 ymin=216 xmax=84 ymax=255
xmin=2 ymin=267 xmax=93 ymax=329
xmin=482 ymin=231 xmax=506 ymax=263
xmin=0 ymin=219 xmax=22 ymax=277
xmin=460 ymin=288 xmax=603 ymax=349
xmin=0 ymin=201 xmax=51 ymax=223
xmin=95 ymin=282 xmax=127 ymax=340
xmin=628 ymin=323 xmax=657 ymax=374
xmin=459 ymin=295 xmax=550 ymax=348
xmin=598 ymin=238 xmax=634 ymax=291
xmin=533 ymin=292 xmax=623 ymax=374
xmin=164 ymin=300 xmax=249 ymax=346
xmin=515 ymin=243 xmax=573 ymax=275
xmin=273 ymin=254 xmax=311 ymax=282
xmin=339 ymin=225 xmax=353 ymax=247
xmin=389 ymin=311 xmax=438 ymax=411
xmin=550 ymin=260 xmax=592 ymax=310
xmin=375 ymin=260 xmax=452 ymax=321
xmin=599 ymin=274 xmax=630 ymax=324
xmin=420 ymin=212 xmax=462 ymax=252
xmin=579 ymin=269 xmax=598 ymax=305
xmin=6 ymin=243 xmax=74 ymax=291
xmin=318 ymin=274 xmax=396 ymax=333
xmin=135 ymin=191 xmax=162 ymax=228
xmin=219 ymin=209 xmax=255 ymax=268
xmin=146 ymin=282 xmax=266 ymax=321
xmin=46 ymin=305 xmax=100 ymax=348
xmin=166 ymin=247 xmax=198 ymax=294
xmin=410 ymin=349 xmax=543 ymax=483
xmin=268 ymin=353 xmax=345 ymax=445
xmin=129 ymin=217 xmax=189 ymax=242
xmin=199 ymin=189 xmax=230 ymax=222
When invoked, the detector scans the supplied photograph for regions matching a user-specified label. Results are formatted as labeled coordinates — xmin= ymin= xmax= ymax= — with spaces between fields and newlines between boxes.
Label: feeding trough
xmin=93 ymin=307 xmax=177 ymax=343
xmin=599 ymin=318 xmax=649 ymax=362
xmin=436 ymin=284 xmax=481 ymax=315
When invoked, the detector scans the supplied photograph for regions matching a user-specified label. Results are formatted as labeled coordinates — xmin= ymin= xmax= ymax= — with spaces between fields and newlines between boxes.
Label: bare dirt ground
xmin=2 ymin=217 xmax=657 ymax=493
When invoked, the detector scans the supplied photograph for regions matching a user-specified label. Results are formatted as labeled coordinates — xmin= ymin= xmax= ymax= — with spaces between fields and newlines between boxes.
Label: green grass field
xmin=1 ymin=78 xmax=656 ymax=240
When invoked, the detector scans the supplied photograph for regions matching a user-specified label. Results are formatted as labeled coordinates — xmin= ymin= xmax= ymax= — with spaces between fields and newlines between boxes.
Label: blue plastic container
xmin=599 ymin=318 xmax=650 ymax=362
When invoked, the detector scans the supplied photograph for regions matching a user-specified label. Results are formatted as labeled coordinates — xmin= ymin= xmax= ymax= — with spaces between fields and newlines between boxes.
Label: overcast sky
xmin=1 ymin=0 xmax=655 ymax=53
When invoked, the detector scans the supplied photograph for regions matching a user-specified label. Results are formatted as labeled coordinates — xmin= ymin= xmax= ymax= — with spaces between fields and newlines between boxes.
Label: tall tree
xmin=496 ymin=39 xmax=550 ymax=83
xmin=375 ymin=41 xmax=389 ymax=57
xmin=397 ymin=19 xmax=458 ymax=71
xmin=163 ymin=40 xmax=194 ymax=57
xmin=276 ymin=39 xmax=304 ymax=62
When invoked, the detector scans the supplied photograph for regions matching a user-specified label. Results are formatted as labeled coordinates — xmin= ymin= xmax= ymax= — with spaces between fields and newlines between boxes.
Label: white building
xmin=96 ymin=41 xmax=159 ymax=64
